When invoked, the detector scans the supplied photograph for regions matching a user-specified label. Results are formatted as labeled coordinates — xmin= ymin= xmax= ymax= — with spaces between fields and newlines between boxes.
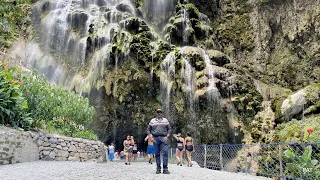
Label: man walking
xmin=144 ymin=134 xmax=154 ymax=164
xmin=147 ymin=109 xmax=171 ymax=174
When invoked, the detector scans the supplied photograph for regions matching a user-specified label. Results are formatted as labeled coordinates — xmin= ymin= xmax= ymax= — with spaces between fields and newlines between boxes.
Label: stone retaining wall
xmin=0 ymin=126 xmax=38 ymax=165
xmin=0 ymin=126 xmax=106 ymax=165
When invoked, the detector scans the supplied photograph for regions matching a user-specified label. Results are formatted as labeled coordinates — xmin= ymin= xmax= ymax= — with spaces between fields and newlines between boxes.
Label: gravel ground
xmin=0 ymin=161 xmax=271 ymax=180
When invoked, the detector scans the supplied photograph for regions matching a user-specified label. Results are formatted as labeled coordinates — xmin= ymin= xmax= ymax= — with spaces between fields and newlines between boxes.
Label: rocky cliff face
xmin=7 ymin=0 xmax=320 ymax=147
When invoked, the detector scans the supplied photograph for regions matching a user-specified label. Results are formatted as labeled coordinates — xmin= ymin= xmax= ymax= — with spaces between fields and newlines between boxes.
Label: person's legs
xmin=129 ymin=152 xmax=132 ymax=164
xmin=189 ymin=151 xmax=193 ymax=166
xmin=162 ymin=140 xmax=169 ymax=170
xmin=151 ymin=146 xmax=154 ymax=164
xmin=162 ymin=140 xmax=170 ymax=174
xmin=147 ymin=145 xmax=151 ymax=163
xmin=186 ymin=151 xmax=191 ymax=166
xmin=179 ymin=150 xmax=183 ymax=166
xmin=125 ymin=152 xmax=129 ymax=164
xmin=110 ymin=152 xmax=114 ymax=161
xmin=175 ymin=148 xmax=180 ymax=165
xmin=153 ymin=137 xmax=162 ymax=173
xmin=147 ymin=146 xmax=152 ymax=163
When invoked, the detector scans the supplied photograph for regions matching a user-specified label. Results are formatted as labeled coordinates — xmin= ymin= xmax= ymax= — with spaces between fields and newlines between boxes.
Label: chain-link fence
xmin=168 ymin=143 xmax=320 ymax=180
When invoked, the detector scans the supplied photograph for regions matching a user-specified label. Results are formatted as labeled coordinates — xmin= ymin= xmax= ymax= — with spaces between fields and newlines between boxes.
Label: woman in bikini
xmin=123 ymin=135 xmax=132 ymax=165
xmin=130 ymin=136 xmax=136 ymax=162
xmin=185 ymin=132 xmax=194 ymax=167
xmin=173 ymin=133 xmax=185 ymax=166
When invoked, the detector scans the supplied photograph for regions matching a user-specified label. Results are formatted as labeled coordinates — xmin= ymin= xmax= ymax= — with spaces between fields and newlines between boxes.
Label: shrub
xmin=284 ymin=145 xmax=320 ymax=179
xmin=0 ymin=0 xmax=31 ymax=47
xmin=0 ymin=59 xmax=33 ymax=129
xmin=19 ymin=71 xmax=95 ymax=128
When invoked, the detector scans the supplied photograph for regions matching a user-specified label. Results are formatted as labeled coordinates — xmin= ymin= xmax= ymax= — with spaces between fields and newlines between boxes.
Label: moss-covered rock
xmin=206 ymin=50 xmax=230 ymax=66
xmin=272 ymin=83 xmax=320 ymax=123
xmin=163 ymin=3 xmax=214 ymax=46
xmin=122 ymin=17 xmax=149 ymax=34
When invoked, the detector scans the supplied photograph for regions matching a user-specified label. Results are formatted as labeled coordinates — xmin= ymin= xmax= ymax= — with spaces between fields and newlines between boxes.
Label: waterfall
xmin=180 ymin=47 xmax=196 ymax=110
xmin=200 ymin=48 xmax=221 ymax=102
xmin=182 ymin=8 xmax=191 ymax=44
xmin=160 ymin=52 xmax=176 ymax=117
xmin=141 ymin=0 xmax=176 ymax=31
xmin=10 ymin=0 xmax=136 ymax=94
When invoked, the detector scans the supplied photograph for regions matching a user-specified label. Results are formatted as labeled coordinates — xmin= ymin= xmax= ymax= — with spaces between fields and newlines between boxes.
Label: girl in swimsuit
xmin=123 ymin=135 xmax=132 ymax=165
xmin=130 ymin=136 xmax=136 ymax=161
xmin=185 ymin=132 xmax=194 ymax=167
xmin=173 ymin=133 xmax=185 ymax=166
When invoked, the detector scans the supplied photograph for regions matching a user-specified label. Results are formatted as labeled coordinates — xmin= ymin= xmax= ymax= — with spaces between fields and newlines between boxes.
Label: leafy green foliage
xmin=1 ymin=54 xmax=96 ymax=139
xmin=72 ymin=129 xmax=98 ymax=140
xmin=19 ymin=72 xmax=95 ymax=127
xmin=0 ymin=58 xmax=33 ymax=129
xmin=284 ymin=145 xmax=320 ymax=179
xmin=41 ymin=118 xmax=98 ymax=140
xmin=0 ymin=0 xmax=31 ymax=47
xmin=275 ymin=117 xmax=320 ymax=143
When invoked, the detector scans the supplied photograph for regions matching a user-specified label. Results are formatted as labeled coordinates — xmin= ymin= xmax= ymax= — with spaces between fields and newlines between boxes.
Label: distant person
xmin=114 ymin=150 xmax=119 ymax=159
xmin=132 ymin=143 xmax=138 ymax=161
xmin=173 ymin=133 xmax=185 ymax=166
xmin=130 ymin=136 xmax=135 ymax=162
xmin=108 ymin=143 xmax=115 ymax=161
xmin=147 ymin=108 xmax=172 ymax=174
xmin=123 ymin=135 xmax=132 ymax=165
xmin=137 ymin=150 xmax=140 ymax=158
xmin=185 ymin=132 xmax=195 ymax=167
xmin=120 ymin=151 xmax=124 ymax=159
xmin=144 ymin=134 xmax=154 ymax=164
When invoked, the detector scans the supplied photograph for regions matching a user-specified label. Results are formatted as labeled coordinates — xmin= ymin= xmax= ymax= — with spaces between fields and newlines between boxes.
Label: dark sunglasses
xmin=156 ymin=111 xmax=162 ymax=113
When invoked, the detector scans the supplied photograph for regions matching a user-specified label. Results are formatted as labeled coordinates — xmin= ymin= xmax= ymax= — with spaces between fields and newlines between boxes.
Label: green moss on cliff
xmin=217 ymin=0 xmax=254 ymax=53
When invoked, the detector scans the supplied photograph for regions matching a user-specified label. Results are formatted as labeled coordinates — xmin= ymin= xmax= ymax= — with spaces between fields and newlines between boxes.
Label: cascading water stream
xmin=141 ymin=0 xmax=176 ymax=31
xmin=200 ymin=48 xmax=221 ymax=102
xmin=160 ymin=52 xmax=176 ymax=118
xmin=11 ymin=0 xmax=135 ymax=92
xmin=182 ymin=8 xmax=191 ymax=44
xmin=180 ymin=47 xmax=196 ymax=111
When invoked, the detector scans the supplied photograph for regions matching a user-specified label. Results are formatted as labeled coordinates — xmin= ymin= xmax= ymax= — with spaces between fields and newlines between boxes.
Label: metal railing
xmin=168 ymin=143 xmax=320 ymax=180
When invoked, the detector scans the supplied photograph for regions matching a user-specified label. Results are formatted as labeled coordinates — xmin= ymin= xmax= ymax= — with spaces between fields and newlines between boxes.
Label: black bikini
xmin=177 ymin=139 xmax=184 ymax=151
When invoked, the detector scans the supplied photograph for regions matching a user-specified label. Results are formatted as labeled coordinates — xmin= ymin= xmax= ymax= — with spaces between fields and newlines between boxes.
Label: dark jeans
xmin=153 ymin=136 xmax=169 ymax=170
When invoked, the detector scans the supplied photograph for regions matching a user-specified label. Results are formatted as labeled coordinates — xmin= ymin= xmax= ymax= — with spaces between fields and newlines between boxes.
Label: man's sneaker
xmin=163 ymin=169 xmax=170 ymax=174
xmin=148 ymin=158 xmax=151 ymax=164
xmin=156 ymin=169 xmax=161 ymax=174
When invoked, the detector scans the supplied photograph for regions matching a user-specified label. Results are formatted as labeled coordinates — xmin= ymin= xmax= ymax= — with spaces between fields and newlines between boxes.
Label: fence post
xmin=204 ymin=144 xmax=207 ymax=168
xmin=170 ymin=148 xmax=173 ymax=159
xmin=243 ymin=143 xmax=247 ymax=173
xmin=279 ymin=142 xmax=284 ymax=180
xmin=220 ymin=144 xmax=223 ymax=170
